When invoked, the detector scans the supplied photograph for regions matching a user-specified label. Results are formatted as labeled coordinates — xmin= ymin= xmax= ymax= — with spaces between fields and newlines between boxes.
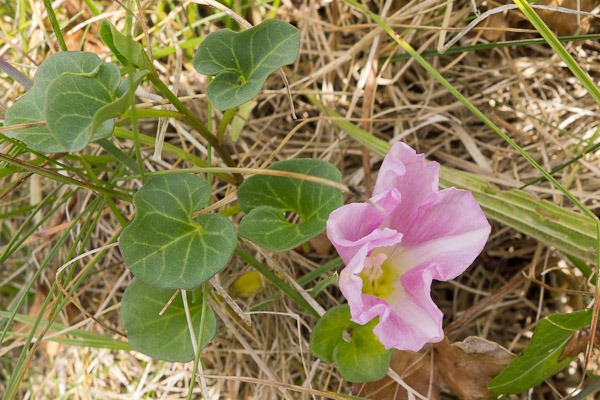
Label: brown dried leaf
xmin=437 ymin=337 xmax=515 ymax=399
xmin=536 ymin=0 xmax=598 ymax=36
xmin=482 ymin=12 xmax=510 ymax=43
xmin=64 ymin=30 xmax=105 ymax=53
xmin=352 ymin=338 xmax=514 ymax=400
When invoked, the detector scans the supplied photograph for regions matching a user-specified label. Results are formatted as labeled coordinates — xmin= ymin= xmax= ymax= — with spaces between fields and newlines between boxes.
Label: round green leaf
xmin=119 ymin=174 xmax=237 ymax=290
xmin=121 ymin=279 xmax=216 ymax=362
xmin=309 ymin=305 xmax=348 ymax=363
xmin=192 ymin=19 xmax=300 ymax=110
xmin=45 ymin=63 xmax=119 ymax=151
xmin=310 ymin=305 xmax=393 ymax=383
xmin=237 ymin=159 xmax=343 ymax=252
xmin=4 ymin=51 xmax=142 ymax=153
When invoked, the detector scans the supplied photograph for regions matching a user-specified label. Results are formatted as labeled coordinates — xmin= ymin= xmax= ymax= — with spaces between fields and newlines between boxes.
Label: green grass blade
xmin=1 ymin=311 xmax=131 ymax=351
xmin=513 ymin=0 xmax=600 ymax=107
xmin=345 ymin=0 xmax=597 ymax=223
xmin=2 ymin=197 xmax=105 ymax=398
xmin=113 ymin=127 xmax=237 ymax=185
xmin=0 ymin=152 xmax=132 ymax=201
xmin=42 ymin=0 xmax=67 ymax=51
xmin=384 ymin=34 xmax=600 ymax=62
xmin=235 ymin=245 xmax=321 ymax=318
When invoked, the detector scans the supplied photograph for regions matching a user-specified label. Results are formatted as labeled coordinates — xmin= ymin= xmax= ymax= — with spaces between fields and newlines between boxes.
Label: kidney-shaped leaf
xmin=120 ymin=174 xmax=237 ymax=290
xmin=310 ymin=305 xmax=393 ymax=383
xmin=237 ymin=159 xmax=343 ymax=252
xmin=488 ymin=309 xmax=592 ymax=394
xmin=4 ymin=51 xmax=140 ymax=153
xmin=121 ymin=279 xmax=216 ymax=362
xmin=192 ymin=19 xmax=300 ymax=110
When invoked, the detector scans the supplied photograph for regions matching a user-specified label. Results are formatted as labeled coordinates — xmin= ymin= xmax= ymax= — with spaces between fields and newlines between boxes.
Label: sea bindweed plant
xmin=0 ymin=16 xmax=315 ymax=379
xmin=2 ymin=2 xmax=599 ymax=397
xmin=310 ymin=142 xmax=491 ymax=381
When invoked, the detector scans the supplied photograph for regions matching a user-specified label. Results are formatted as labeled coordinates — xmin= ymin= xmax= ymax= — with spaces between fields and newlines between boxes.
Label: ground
xmin=1 ymin=0 xmax=600 ymax=399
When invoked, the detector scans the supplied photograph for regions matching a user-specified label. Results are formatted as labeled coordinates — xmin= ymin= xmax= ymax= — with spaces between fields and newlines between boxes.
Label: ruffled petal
xmin=338 ymin=245 xmax=370 ymax=318
xmin=397 ymin=188 xmax=491 ymax=281
xmin=374 ymin=142 xmax=440 ymax=235
xmin=327 ymin=189 xmax=403 ymax=263
xmin=340 ymin=247 xmax=443 ymax=352
xmin=372 ymin=266 xmax=444 ymax=351
xmin=349 ymin=267 xmax=443 ymax=352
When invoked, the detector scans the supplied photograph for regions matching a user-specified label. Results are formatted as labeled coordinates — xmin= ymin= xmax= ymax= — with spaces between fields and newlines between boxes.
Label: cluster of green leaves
xmin=116 ymin=166 xmax=342 ymax=359
xmin=118 ymin=158 xmax=343 ymax=361
xmin=2 ymin=18 xmax=344 ymax=365
xmin=107 ymin=20 xmax=338 ymax=363
xmin=118 ymin=174 xmax=232 ymax=361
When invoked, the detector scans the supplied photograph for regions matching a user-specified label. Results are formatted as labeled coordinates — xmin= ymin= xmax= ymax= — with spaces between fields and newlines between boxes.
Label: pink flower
xmin=327 ymin=143 xmax=490 ymax=352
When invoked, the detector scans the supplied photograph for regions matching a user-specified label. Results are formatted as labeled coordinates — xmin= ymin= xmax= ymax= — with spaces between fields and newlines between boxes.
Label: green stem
xmin=513 ymin=0 xmax=600 ymax=107
xmin=235 ymin=246 xmax=320 ymax=319
xmin=83 ymin=0 xmax=101 ymax=16
xmin=129 ymin=88 xmax=145 ymax=182
xmin=297 ymin=257 xmax=344 ymax=287
xmin=97 ymin=138 xmax=140 ymax=175
xmin=43 ymin=0 xmax=68 ymax=51
xmin=112 ymin=128 xmax=237 ymax=185
xmin=123 ymin=108 xmax=185 ymax=119
xmin=218 ymin=107 xmax=238 ymax=145
xmin=520 ymin=141 xmax=600 ymax=189
xmin=148 ymin=73 xmax=241 ymax=181
xmin=384 ymin=33 xmax=600 ymax=63
xmin=79 ymin=155 xmax=129 ymax=227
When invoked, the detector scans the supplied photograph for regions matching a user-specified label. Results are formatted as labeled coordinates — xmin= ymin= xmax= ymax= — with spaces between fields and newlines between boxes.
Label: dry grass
xmin=1 ymin=0 xmax=600 ymax=399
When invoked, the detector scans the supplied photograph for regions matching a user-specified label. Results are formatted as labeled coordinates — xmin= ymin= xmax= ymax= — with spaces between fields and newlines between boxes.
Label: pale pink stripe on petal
xmin=327 ymin=189 xmax=403 ymax=263
xmin=338 ymin=245 xmax=370 ymax=318
xmin=398 ymin=188 xmax=491 ymax=281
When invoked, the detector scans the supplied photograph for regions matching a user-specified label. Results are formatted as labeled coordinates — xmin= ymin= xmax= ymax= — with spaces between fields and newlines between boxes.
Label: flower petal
xmin=374 ymin=142 xmax=440 ymax=235
xmin=338 ymin=245 xmax=370 ymax=318
xmin=371 ymin=266 xmax=444 ymax=351
xmin=327 ymin=189 xmax=403 ymax=263
xmin=339 ymin=247 xmax=443 ymax=352
xmin=398 ymin=188 xmax=491 ymax=281
xmin=349 ymin=273 xmax=443 ymax=351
